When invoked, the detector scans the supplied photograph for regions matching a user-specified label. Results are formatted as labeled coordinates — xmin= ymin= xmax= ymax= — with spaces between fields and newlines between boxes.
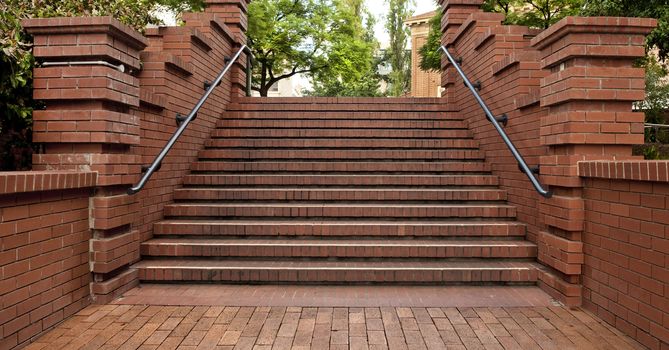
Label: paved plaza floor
xmin=26 ymin=285 xmax=644 ymax=350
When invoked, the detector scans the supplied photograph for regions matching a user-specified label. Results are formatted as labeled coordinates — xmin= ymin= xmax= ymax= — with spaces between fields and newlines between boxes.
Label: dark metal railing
xmin=439 ymin=45 xmax=552 ymax=198
xmin=128 ymin=44 xmax=252 ymax=195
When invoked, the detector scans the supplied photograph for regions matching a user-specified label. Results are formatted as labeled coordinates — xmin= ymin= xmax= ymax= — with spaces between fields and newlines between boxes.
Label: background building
xmin=405 ymin=10 xmax=442 ymax=97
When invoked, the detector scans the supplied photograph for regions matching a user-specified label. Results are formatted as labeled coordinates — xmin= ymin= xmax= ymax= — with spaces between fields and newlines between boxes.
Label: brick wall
xmin=22 ymin=3 xmax=247 ymax=305
xmin=579 ymin=161 xmax=669 ymax=350
xmin=0 ymin=171 xmax=96 ymax=350
xmin=131 ymin=14 xmax=242 ymax=244
xmin=438 ymin=5 xmax=665 ymax=344
xmin=437 ymin=0 xmax=565 ymax=298
xmin=438 ymin=0 xmax=657 ymax=309
xmin=407 ymin=14 xmax=442 ymax=97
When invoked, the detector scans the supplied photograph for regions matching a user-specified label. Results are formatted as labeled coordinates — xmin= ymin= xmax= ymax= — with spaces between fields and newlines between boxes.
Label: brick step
xmin=228 ymin=98 xmax=452 ymax=111
xmin=141 ymin=238 xmax=538 ymax=258
xmin=211 ymin=129 xmax=472 ymax=139
xmin=197 ymin=149 xmax=485 ymax=160
xmin=133 ymin=259 xmax=540 ymax=283
xmin=204 ymin=138 xmax=479 ymax=149
xmin=183 ymin=174 xmax=499 ymax=187
xmin=153 ymin=220 xmax=526 ymax=237
xmin=216 ymin=119 xmax=468 ymax=129
xmin=221 ymin=111 xmax=462 ymax=120
xmin=173 ymin=188 xmax=507 ymax=202
xmin=163 ymin=203 xmax=517 ymax=219
xmin=189 ymin=161 xmax=492 ymax=174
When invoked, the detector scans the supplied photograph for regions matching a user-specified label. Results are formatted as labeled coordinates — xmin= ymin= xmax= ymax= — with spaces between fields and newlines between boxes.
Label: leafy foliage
xmin=418 ymin=8 xmax=441 ymax=72
xmin=1 ymin=1 xmax=34 ymax=170
xmin=248 ymin=0 xmax=331 ymax=96
xmin=385 ymin=0 xmax=412 ymax=96
xmin=248 ymin=0 xmax=382 ymax=97
xmin=483 ymin=0 xmax=584 ymax=29
xmin=307 ymin=0 xmax=384 ymax=96
xmin=638 ymin=57 xmax=669 ymax=144
xmin=155 ymin=0 xmax=205 ymax=16
xmin=514 ymin=0 xmax=582 ymax=28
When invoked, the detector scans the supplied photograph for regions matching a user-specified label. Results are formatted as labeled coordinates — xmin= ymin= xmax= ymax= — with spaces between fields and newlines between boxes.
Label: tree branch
xmin=268 ymin=64 xmax=327 ymax=86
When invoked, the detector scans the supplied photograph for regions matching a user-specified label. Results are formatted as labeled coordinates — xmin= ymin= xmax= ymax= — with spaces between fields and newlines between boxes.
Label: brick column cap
xmin=531 ymin=16 xmax=657 ymax=50
xmin=22 ymin=16 xmax=148 ymax=51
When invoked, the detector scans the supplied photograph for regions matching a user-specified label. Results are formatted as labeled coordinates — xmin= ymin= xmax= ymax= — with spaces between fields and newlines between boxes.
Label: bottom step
xmin=133 ymin=260 xmax=539 ymax=284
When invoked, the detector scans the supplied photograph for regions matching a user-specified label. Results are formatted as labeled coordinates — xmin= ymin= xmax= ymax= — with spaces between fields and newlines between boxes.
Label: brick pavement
xmin=25 ymin=286 xmax=644 ymax=350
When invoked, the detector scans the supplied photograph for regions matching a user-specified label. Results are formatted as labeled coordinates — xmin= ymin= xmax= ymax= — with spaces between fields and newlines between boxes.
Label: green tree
xmin=581 ymin=0 xmax=669 ymax=61
xmin=515 ymin=0 xmax=583 ymax=29
xmin=249 ymin=0 xmax=373 ymax=97
xmin=640 ymin=57 xmax=669 ymax=139
xmin=385 ymin=0 xmax=413 ymax=96
xmin=482 ymin=0 xmax=516 ymax=16
xmin=307 ymin=0 xmax=383 ymax=96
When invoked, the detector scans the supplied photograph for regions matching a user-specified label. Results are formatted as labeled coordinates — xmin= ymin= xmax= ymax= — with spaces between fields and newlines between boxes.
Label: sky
xmin=367 ymin=0 xmax=438 ymax=47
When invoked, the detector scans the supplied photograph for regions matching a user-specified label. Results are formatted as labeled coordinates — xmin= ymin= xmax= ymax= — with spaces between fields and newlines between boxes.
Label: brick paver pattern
xmin=26 ymin=304 xmax=643 ymax=350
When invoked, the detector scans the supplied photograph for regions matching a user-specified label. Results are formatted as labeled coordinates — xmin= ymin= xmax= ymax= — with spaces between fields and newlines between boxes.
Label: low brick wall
xmin=579 ymin=160 xmax=669 ymax=349
xmin=0 ymin=171 xmax=96 ymax=349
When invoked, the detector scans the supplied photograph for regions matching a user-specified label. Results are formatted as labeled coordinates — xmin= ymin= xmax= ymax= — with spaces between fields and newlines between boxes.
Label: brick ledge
xmin=578 ymin=160 xmax=669 ymax=182
xmin=0 ymin=171 xmax=97 ymax=195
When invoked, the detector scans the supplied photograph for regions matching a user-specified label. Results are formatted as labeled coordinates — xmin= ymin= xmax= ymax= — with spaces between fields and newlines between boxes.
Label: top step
xmin=229 ymin=97 xmax=454 ymax=112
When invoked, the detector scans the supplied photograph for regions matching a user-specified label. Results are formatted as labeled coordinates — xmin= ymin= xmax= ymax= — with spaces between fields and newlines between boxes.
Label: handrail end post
xmin=127 ymin=187 xmax=139 ymax=195
xmin=542 ymin=190 xmax=553 ymax=199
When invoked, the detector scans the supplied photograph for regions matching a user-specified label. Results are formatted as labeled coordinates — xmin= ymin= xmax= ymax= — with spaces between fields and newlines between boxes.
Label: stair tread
xmin=211 ymin=130 xmax=472 ymax=138
xmin=134 ymin=259 xmax=540 ymax=270
xmin=175 ymin=188 xmax=503 ymax=191
xmin=185 ymin=174 xmax=496 ymax=178
xmin=166 ymin=203 xmax=514 ymax=208
xmin=189 ymin=161 xmax=492 ymax=174
xmin=182 ymin=174 xmax=499 ymax=186
xmin=143 ymin=238 xmax=536 ymax=247
xmin=154 ymin=219 xmax=524 ymax=225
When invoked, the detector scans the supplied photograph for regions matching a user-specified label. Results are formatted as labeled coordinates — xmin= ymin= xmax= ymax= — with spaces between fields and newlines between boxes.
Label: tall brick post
xmin=204 ymin=0 xmax=250 ymax=96
xmin=530 ymin=17 xmax=656 ymax=306
xmin=438 ymin=0 xmax=484 ymax=102
xmin=23 ymin=17 xmax=148 ymax=303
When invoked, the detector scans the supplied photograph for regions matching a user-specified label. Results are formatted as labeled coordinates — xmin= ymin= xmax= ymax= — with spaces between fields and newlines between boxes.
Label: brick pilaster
xmin=530 ymin=17 xmax=656 ymax=306
xmin=23 ymin=17 xmax=148 ymax=303
xmin=438 ymin=0 xmax=484 ymax=102
xmin=205 ymin=0 xmax=250 ymax=97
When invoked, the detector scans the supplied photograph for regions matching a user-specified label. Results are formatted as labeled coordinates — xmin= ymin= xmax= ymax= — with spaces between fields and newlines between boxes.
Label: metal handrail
xmin=439 ymin=45 xmax=552 ymax=198
xmin=128 ymin=44 xmax=251 ymax=195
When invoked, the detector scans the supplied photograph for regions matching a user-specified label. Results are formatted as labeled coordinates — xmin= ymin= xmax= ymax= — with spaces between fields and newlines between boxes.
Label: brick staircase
xmin=134 ymin=98 xmax=540 ymax=284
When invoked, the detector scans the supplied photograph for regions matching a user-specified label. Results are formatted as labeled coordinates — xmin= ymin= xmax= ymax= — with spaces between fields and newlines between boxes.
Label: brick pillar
xmin=23 ymin=17 xmax=148 ymax=303
xmin=205 ymin=0 xmax=250 ymax=96
xmin=530 ymin=17 xmax=656 ymax=306
xmin=438 ymin=0 xmax=484 ymax=102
